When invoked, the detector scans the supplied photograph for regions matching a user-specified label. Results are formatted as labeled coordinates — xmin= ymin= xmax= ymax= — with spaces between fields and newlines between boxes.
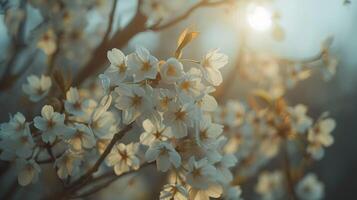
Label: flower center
xmin=141 ymin=62 xmax=151 ymax=72
xmin=167 ymin=65 xmax=177 ymax=76
xmin=131 ymin=95 xmax=142 ymax=107
xmin=118 ymin=63 xmax=126 ymax=73
xmin=180 ymin=81 xmax=191 ymax=91
xmin=175 ymin=110 xmax=186 ymax=121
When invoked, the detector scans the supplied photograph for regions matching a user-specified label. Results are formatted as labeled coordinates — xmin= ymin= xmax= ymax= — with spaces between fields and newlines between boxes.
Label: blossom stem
xmin=283 ymin=140 xmax=298 ymax=200
xmin=55 ymin=123 xmax=133 ymax=199
xmin=71 ymin=162 xmax=154 ymax=199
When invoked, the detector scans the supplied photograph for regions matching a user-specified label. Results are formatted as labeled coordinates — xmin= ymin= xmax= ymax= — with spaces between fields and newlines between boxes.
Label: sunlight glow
xmin=247 ymin=5 xmax=272 ymax=31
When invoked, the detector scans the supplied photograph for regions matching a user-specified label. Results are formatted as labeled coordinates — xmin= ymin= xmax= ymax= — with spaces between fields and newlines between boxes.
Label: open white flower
xmin=89 ymin=95 xmax=118 ymax=139
xmin=308 ymin=118 xmax=335 ymax=147
xmin=200 ymin=49 xmax=228 ymax=86
xmin=154 ymin=88 xmax=176 ymax=112
xmin=115 ymin=84 xmax=153 ymax=122
xmin=186 ymin=157 xmax=217 ymax=190
xmin=196 ymin=116 xmax=223 ymax=147
xmin=127 ymin=47 xmax=158 ymax=82
xmin=66 ymin=123 xmax=96 ymax=151
xmin=140 ymin=118 xmax=171 ymax=146
xmin=64 ymin=87 xmax=86 ymax=116
xmin=106 ymin=143 xmax=140 ymax=175
xmin=256 ymin=171 xmax=284 ymax=200
xmin=214 ymin=154 xmax=237 ymax=184
xmin=163 ymin=101 xmax=195 ymax=139
xmin=104 ymin=48 xmax=128 ymax=85
xmin=0 ymin=112 xmax=29 ymax=139
xmin=160 ymin=183 xmax=188 ymax=200
xmin=16 ymin=158 xmax=41 ymax=186
xmin=296 ymin=173 xmax=324 ymax=200
xmin=160 ymin=58 xmax=185 ymax=84
xmin=55 ymin=151 xmax=82 ymax=179
xmin=289 ymin=104 xmax=313 ymax=134
xmin=224 ymin=185 xmax=243 ymax=200
xmin=34 ymin=105 xmax=74 ymax=143
xmin=22 ymin=75 xmax=52 ymax=102
xmin=145 ymin=141 xmax=181 ymax=172
xmin=177 ymin=68 xmax=204 ymax=99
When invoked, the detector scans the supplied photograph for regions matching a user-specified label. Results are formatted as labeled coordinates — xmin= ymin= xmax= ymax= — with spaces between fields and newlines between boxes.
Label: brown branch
xmin=73 ymin=11 xmax=147 ymax=86
xmin=73 ymin=0 xmax=232 ymax=86
xmin=283 ymin=140 xmax=298 ymax=200
xmin=103 ymin=0 xmax=118 ymax=42
xmin=149 ymin=0 xmax=233 ymax=31
xmin=71 ymin=162 xmax=154 ymax=199
xmin=51 ymin=124 xmax=133 ymax=200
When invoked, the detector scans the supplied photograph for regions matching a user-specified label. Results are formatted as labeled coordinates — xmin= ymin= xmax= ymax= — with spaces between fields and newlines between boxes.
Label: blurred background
xmin=0 ymin=0 xmax=357 ymax=199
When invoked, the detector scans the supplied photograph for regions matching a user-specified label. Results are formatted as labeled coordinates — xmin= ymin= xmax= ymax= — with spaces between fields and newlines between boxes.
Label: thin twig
xmin=103 ymin=0 xmax=118 ymax=42
xmin=283 ymin=140 xmax=298 ymax=200
xmin=149 ymin=0 xmax=233 ymax=31
xmin=51 ymin=124 xmax=133 ymax=200
xmin=71 ymin=162 xmax=154 ymax=199
xmin=74 ymin=0 xmax=232 ymax=86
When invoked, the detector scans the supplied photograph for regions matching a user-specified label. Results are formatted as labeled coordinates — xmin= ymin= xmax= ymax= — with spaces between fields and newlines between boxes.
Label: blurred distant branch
xmin=283 ymin=140 xmax=298 ymax=200
xmin=103 ymin=0 xmax=118 ymax=43
xmin=0 ymin=0 xmax=29 ymax=91
xmin=73 ymin=0 xmax=232 ymax=86
xmin=50 ymin=124 xmax=133 ymax=200
xmin=149 ymin=0 xmax=234 ymax=31
xmin=71 ymin=162 xmax=154 ymax=199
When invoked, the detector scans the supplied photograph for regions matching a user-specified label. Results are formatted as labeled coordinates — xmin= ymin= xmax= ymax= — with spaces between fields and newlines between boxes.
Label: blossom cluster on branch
xmin=0 ymin=0 xmax=339 ymax=200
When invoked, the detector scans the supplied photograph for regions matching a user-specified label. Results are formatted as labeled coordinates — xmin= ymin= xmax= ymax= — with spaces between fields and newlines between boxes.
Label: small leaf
xmin=175 ymin=28 xmax=199 ymax=58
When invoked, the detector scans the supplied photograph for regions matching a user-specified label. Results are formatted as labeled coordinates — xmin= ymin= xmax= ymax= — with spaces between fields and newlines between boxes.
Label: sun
xmin=246 ymin=5 xmax=272 ymax=31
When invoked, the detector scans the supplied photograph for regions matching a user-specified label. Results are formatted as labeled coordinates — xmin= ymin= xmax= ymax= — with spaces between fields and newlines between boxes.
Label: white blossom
xmin=145 ymin=141 xmax=181 ymax=172
xmin=214 ymin=154 xmax=237 ymax=184
xmin=66 ymin=123 xmax=96 ymax=151
xmin=186 ymin=157 xmax=217 ymax=189
xmin=64 ymin=87 xmax=86 ymax=116
xmin=163 ymin=100 xmax=195 ymax=139
xmin=55 ymin=151 xmax=82 ymax=179
xmin=200 ymin=49 xmax=228 ymax=86
xmin=160 ymin=183 xmax=188 ymax=200
xmin=34 ymin=105 xmax=74 ymax=143
xmin=127 ymin=47 xmax=159 ymax=82
xmin=115 ymin=84 xmax=153 ymax=122
xmin=160 ymin=58 xmax=185 ymax=84
xmin=104 ymin=48 xmax=128 ymax=84
xmin=140 ymin=118 xmax=171 ymax=146
xmin=22 ymin=75 xmax=52 ymax=102
xmin=16 ymin=159 xmax=41 ymax=186
xmin=196 ymin=116 xmax=223 ymax=147
xmin=256 ymin=171 xmax=284 ymax=200
xmin=106 ymin=143 xmax=140 ymax=175
xmin=296 ymin=173 xmax=324 ymax=200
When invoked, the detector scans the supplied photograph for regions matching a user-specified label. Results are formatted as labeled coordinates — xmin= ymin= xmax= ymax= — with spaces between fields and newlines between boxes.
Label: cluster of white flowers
xmin=0 ymin=1 xmax=340 ymax=199
xmin=102 ymin=47 xmax=243 ymax=199
xmin=0 ymin=43 xmax=244 ymax=200
xmin=239 ymin=43 xmax=338 ymax=98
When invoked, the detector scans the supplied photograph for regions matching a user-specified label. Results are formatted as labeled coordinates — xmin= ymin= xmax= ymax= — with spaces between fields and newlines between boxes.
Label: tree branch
xmin=73 ymin=0 xmax=232 ymax=86
xmin=149 ymin=0 xmax=233 ymax=31
xmin=71 ymin=162 xmax=154 ymax=199
xmin=103 ymin=0 xmax=118 ymax=43
xmin=52 ymin=123 xmax=133 ymax=200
